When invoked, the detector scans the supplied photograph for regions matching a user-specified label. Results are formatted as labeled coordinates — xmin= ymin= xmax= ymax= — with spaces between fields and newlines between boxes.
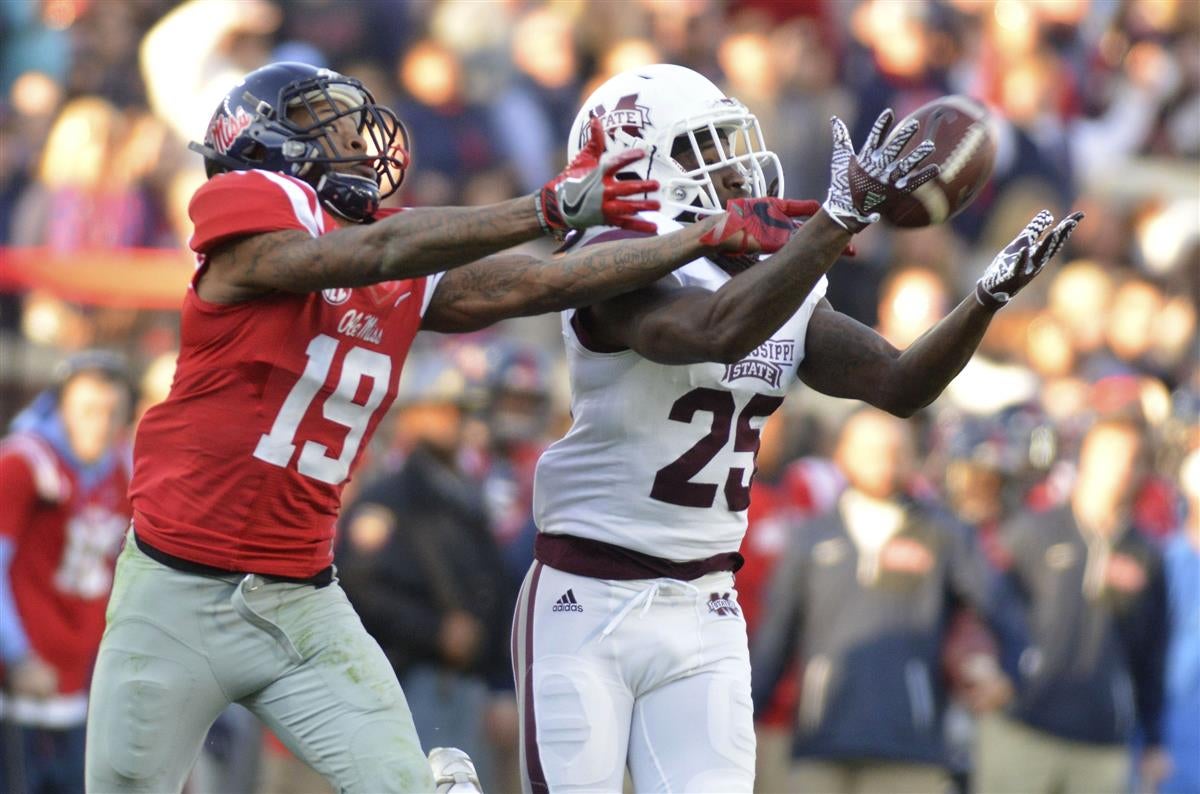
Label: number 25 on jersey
xmin=651 ymin=387 xmax=782 ymax=511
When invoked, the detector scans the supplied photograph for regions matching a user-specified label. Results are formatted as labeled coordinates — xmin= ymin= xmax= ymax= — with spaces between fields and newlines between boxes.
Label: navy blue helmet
xmin=188 ymin=62 xmax=409 ymax=222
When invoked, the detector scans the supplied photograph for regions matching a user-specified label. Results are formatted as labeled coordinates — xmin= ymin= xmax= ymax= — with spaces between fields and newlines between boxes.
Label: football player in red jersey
xmin=0 ymin=352 xmax=132 ymax=794
xmin=83 ymin=62 xmax=814 ymax=794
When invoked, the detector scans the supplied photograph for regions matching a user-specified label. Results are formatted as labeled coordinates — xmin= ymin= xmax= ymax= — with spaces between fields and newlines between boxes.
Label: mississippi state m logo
xmin=707 ymin=592 xmax=740 ymax=617
xmin=580 ymin=94 xmax=651 ymax=149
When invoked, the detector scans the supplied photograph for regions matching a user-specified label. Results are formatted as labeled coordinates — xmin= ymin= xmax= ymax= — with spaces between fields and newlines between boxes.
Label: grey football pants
xmin=85 ymin=534 xmax=434 ymax=793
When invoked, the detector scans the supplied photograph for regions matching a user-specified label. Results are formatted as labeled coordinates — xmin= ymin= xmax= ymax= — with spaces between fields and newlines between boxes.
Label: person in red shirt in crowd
xmin=83 ymin=61 xmax=805 ymax=794
xmin=0 ymin=351 xmax=132 ymax=794
xmin=738 ymin=410 xmax=845 ymax=793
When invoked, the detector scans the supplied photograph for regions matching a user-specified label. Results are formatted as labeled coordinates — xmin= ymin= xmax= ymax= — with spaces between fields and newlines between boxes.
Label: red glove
xmin=699 ymin=198 xmax=820 ymax=254
xmin=535 ymin=117 xmax=660 ymax=237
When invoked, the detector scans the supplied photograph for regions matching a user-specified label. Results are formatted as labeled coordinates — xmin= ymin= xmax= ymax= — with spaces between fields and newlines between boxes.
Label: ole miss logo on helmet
xmin=581 ymin=94 xmax=651 ymax=148
xmin=209 ymin=106 xmax=253 ymax=154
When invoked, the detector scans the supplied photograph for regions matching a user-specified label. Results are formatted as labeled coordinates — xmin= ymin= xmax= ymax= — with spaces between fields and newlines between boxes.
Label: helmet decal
xmin=582 ymin=94 xmax=651 ymax=150
xmin=208 ymin=106 xmax=253 ymax=155
xmin=568 ymin=65 xmax=783 ymax=222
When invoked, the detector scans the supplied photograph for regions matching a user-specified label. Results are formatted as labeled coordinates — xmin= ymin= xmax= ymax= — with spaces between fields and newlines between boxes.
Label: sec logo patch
xmin=323 ymin=288 xmax=351 ymax=305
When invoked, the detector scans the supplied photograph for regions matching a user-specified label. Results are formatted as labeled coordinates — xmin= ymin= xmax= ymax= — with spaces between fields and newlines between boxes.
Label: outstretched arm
xmin=575 ymin=109 xmax=940 ymax=365
xmin=799 ymin=210 xmax=1084 ymax=417
xmin=197 ymin=117 xmax=658 ymax=303
xmin=798 ymin=296 xmax=993 ymax=417
xmin=198 ymin=198 xmax=543 ymax=302
xmin=423 ymin=195 xmax=832 ymax=333
xmin=422 ymin=219 xmax=721 ymax=333
xmin=585 ymin=209 xmax=851 ymax=364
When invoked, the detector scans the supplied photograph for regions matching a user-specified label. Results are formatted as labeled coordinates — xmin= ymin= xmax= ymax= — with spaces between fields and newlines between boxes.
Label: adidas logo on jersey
xmin=552 ymin=589 xmax=583 ymax=612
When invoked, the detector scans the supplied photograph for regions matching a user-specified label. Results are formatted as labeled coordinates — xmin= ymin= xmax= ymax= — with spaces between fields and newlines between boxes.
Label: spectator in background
xmin=395 ymin=40 xmax=499 ymax=206
xmin=337 ymin=356 xmax=512 ymax=792
xmin=739 ymin=409 xmax=843 ymax=794
xmin=1047 ymin=259 xmax=1116 ymax=371
xmin=476 ymin=341 xmax=553 ymax=586
xmin=1096 ymin=276 xmax=1170 ymax=382
xmin=139 ymin=0 xmax=281 ymax=144
xmin=875 ymin=264 xmax=951 ymax=349
xmin=0 ymin=351 xmax=132 ymax=794
xmin=976 ymin=415 xmax=1171 ymax=794
xmin=1161 ymin=444 xmax=1200 ymax=794
xmin=10 ymin=97 xmax=155 ymax=249
xmin=490 ymin=7 xmax=582 ymax=193
xmin=472 ymin=341 xmax=554 ymax=793
xmin=752 ymin=407 xmax=1016 ymax=794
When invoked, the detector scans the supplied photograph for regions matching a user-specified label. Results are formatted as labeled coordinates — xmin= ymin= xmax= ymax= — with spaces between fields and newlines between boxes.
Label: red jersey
xmin=130 ymin=170 xmax=433 ymax=578
xmin=0 ymin=432 xmax=131 ymax=695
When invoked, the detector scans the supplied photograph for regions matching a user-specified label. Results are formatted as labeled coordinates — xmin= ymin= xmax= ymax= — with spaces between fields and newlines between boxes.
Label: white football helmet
xmin=567 ymin=64 xmax=782 ymax=220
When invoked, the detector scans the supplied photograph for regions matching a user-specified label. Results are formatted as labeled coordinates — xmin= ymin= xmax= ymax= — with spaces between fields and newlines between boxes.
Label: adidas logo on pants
xmin=552 ymin=589 xmax=584 ymax=612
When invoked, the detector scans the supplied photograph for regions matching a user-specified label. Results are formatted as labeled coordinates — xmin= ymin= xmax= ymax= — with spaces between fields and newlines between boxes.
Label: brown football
xmin=881 ymin=95 xmax=997 ymax=228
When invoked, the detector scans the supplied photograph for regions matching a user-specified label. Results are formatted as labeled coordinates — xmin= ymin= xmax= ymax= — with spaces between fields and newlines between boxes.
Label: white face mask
xmin=654 ymin=108 xmax=783 ymax=218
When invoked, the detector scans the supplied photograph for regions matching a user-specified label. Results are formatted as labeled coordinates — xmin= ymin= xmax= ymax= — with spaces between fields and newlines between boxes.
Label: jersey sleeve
xmin=0 ymin=449 xmax=38 ymax=542
xmin=419 ymin=272 xmax=445 ymax=317
xmin=188 ymin=170 xmax=325 ymax=254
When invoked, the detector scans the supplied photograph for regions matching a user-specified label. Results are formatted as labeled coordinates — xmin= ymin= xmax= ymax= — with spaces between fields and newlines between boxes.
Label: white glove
xmin=976 ymin=210 xmax=1085 ymax=309
xmin=823 ymin=109 xmax=939 ymax=233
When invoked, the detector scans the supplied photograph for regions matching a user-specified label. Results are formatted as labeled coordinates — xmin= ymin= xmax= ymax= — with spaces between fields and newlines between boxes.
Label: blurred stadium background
xmin=0 ymin=0 xmax=1196 ymax=793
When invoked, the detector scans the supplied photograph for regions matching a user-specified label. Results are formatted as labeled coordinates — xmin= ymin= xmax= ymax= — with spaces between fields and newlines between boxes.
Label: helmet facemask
xmin=268 ymin=74 xmax=409 ymax=221
xmin=654 ymin=105 xmax=783 ymax=219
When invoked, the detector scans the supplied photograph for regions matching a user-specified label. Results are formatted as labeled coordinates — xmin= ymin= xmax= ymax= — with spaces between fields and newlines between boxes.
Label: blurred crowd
xmin=0 ymin=0 xmax=1197 ymax=793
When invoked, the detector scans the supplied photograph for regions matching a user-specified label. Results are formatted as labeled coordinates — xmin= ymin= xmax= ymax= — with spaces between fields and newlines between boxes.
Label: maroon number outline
xmin=725 ymin=393 xmax=785 ymax=510
xmin=649 ymin=387 xmax=784 ymax=511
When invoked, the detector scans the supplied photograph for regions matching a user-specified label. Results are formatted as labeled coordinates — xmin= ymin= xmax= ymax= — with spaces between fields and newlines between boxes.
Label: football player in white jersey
xmin=512 ymin=64 xmax=1084 ymax=793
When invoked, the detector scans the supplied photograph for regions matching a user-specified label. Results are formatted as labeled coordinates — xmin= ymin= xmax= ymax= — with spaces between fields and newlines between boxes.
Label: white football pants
xmin=512 ymin=561 xmax=756 ymax=793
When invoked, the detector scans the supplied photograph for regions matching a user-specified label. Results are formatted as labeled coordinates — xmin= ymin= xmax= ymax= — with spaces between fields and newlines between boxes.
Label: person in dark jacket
xmin=751 ymin=407 xmax=1018 ymax=794
xmin=975 ymin=415 xmax=1171 ymax=794
xmin=337 ymin=355 xmax=512 ymax=791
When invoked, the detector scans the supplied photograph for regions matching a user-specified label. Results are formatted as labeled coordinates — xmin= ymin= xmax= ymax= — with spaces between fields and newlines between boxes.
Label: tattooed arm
xmin=579 ymin=210 xmax=852 ymax=365
xmin=196 ymin=198 xmax=544 ymax=304
xmin=797 ymin=296 xmax=996 ymax=417
xmin=421 ymin=219 xmax=720 ymax=333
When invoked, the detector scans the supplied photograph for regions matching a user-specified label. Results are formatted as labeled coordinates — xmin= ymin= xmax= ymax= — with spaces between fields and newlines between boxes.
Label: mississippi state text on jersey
xmin=131 ymin=170 xmax=437 ymax=578
xmin=533 ymin=212 xmax=827 ymax=561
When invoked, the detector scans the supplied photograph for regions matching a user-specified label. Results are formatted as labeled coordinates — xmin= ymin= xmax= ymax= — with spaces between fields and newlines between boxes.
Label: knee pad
xmin=532 ymin=655 xmax=625 ymax=788
xmin=87 ymin=621 xmax=203 ymax=788
xmin=705 ymin=675 xmax=756 ymax=772
xmin=684 ymin=767 xmax=755 ymax=793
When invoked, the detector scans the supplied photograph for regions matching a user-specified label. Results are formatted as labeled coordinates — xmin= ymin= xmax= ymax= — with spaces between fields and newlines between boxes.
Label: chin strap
xmin=316 ymin=173 xmax=381 ymax=223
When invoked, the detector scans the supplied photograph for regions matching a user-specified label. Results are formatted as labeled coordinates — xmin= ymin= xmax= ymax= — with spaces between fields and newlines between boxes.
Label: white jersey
xmin=533 ymin=214 xmax=827 ymax=561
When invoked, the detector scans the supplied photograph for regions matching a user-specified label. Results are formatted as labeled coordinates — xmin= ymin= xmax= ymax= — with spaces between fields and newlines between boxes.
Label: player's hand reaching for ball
xmin=823 ymin=109 xmax=940 ymax=233
xmin=698 ymin=198 xmax=821 ymax=255
xmin=536 ymin=116 xmax=660 ymax=238
xmin=976 ymin=209 xmax=1085 ymax=309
